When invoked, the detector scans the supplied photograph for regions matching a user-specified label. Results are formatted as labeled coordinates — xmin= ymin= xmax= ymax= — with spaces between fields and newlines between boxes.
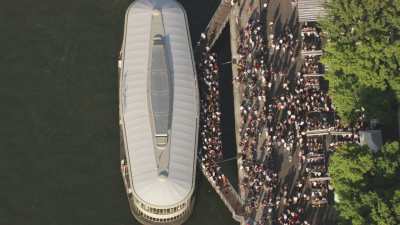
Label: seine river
xmin=0 ymin=0 xmax=238 ymax=225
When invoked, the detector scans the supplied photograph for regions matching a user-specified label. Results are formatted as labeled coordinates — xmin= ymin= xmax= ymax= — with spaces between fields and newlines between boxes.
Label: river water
xmin=0 ymin=0 xmax=238 ymax=224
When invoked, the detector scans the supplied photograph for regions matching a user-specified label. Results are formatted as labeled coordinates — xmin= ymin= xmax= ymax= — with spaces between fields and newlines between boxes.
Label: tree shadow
xmin=358 ymin=86 xmax=398 ymax=140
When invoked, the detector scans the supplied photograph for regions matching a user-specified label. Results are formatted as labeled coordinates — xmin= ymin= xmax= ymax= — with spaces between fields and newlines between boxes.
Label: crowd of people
xmin=234 ymin=9 xmax=367 ymax=224
xmin=234 ymin=8 xmax=320 ymax=224
xmin=235 ymin=11 xmax=283 ymax=222
xmin=198 ymin=43 xmax=229 ymax=189
xmin=197 ymin=3 xmax=368 ymax=225
xmin=301 ymin=23 xmax=322 ymax=51
xmin=273 ymin=21 xmax=368 ymax=224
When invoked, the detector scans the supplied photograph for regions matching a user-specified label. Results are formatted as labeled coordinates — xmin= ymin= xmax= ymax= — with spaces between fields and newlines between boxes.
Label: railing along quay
xmin=201 ymin=164 xmax=245 ymax=223
xmin=199 ymin=0 xmax=234 ymax=49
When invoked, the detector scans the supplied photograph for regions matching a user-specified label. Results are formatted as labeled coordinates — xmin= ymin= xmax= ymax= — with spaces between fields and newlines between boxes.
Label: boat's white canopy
xmin=120 ymin=0 xmax=198 ymax=206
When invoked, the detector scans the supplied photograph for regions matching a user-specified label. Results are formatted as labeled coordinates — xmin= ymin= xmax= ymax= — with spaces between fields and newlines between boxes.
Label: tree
xmin=329 ymin=144 xmax=374 ymax=186
xmin=320 ymin=0 xmax=400 ymax=127
xmin=322 ymin=3 xmax=400 ymax=222
xmin=376 ymin=141 xmax=400 ymax=181
xmin=360 ymin=191 xmax=396 ymax=225
xmin=391 ymin=190 xmax=400 ymax=221
xmin=329 ymin=142 xmax=400 ymax=225
xmin=329 ymin=144 xmax=374 ymax=224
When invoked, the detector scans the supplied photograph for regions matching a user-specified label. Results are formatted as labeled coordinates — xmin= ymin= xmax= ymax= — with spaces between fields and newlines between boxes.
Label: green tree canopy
xmin=329 ymin=142 xmax=400 ymax=225
xmin=320 ymin=0 xmax=400 ymax=127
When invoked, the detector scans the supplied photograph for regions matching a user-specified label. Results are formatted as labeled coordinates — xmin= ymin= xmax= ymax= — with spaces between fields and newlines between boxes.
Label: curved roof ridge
xmin=121 ymin=0 xmax=198 ymax=207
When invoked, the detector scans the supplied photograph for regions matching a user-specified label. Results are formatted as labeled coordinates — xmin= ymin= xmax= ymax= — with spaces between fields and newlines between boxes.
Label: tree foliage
xmin=329 ymin=142 xmax=400 ymax=225
xmin=320 ymin=0 xmax=400 ymax=126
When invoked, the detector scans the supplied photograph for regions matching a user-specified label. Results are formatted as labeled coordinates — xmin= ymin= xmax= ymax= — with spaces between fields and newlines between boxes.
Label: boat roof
xmin=120 ymin=0 xmax=198 ymax=207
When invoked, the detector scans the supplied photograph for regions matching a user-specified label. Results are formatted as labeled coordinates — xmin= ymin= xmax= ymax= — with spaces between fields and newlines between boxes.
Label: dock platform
xmin=197 ymin=0 xmax=339 ymax=224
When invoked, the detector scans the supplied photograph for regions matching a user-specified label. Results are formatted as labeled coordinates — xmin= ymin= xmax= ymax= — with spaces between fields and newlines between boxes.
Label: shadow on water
xmin=213 ymin=24 xmax=239 ymax=193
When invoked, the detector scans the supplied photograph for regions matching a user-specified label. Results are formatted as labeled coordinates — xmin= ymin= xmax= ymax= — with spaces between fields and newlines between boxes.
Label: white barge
xmin=118 ymin=0 xmax=199 ymax=224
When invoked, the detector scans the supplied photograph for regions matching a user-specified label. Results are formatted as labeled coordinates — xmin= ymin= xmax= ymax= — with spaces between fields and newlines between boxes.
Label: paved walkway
xmin=201 ymin=0 xmax=234 ymax=48
xmin=199 ymin=0 xmax=338 ymax=224
xmin=229 ymin=0 xmax=337 ymax=224
xmin=201 ymin=165 xmax=245 ymax=223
